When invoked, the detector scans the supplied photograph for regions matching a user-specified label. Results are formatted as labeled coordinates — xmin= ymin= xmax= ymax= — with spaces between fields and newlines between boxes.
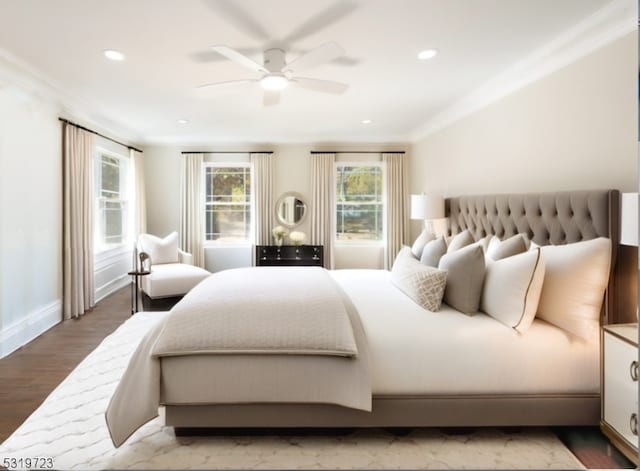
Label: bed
xmin=106 ymin=189 xmax=623 ymax=447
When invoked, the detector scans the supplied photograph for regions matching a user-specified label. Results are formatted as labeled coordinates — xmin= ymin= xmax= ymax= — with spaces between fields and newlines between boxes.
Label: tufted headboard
xmin=445 ymin=189 xmax=621 ymax=324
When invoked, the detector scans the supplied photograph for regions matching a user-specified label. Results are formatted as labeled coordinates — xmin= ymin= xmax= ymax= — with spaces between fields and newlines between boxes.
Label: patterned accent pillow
xmin=391 ymin=252 xmax=447 ymax=311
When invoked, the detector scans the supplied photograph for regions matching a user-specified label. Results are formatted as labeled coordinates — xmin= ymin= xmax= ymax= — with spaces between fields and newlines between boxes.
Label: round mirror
xmin=276 ymin=192 xmax=307 ymax=227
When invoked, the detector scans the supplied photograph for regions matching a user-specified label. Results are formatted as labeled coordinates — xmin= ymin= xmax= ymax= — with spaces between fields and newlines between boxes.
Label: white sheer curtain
xmin=179 ymin=153 xmax=205 ymax=267
xmin=382 ymin=152 xmax=409 ymax=269
xmin=310 ymin=152 xmax=336 ymax=269
xmin=251 ymin=152 xmax=274 ymax=245
xmin=130 ymin=149 xmax=147 ymax=237
xmin=62 ymin=124 xmax=94 ymax=319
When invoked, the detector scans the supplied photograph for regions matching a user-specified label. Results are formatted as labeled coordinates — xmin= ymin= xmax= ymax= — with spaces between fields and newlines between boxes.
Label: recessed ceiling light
xmin=417 ymin=49 xmax=438 ymax=60
xmin=103 ymin=49 xmax=125 ymax=61
xmin=361 ymin=119 xmax=373 ymax=124
xmin=177 ymin=119 xmax=189 ymax=125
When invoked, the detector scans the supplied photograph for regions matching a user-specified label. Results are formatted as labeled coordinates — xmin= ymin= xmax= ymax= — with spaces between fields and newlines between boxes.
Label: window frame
xmin=334 ymin=161 xmax=386 ymax=246
xmin=203 ymin=161 xmax=253 ymax=246
xmin=93 ymin=147 xmax=132 ymax=255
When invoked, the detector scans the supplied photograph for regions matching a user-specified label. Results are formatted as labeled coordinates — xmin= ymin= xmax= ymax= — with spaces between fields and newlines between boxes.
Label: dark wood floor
xmin=0 ymin=286 xmax=635 ymax=469
xmin=0 ymin=287 xmax=130 ymax=443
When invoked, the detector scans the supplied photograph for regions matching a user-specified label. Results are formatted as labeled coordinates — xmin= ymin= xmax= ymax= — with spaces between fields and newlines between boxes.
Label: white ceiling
xmin=0 ymin=0 xmax=632 ymax=145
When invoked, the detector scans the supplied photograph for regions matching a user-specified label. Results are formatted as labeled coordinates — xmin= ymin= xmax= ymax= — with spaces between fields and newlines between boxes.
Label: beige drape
xmin=382 ymin=152 xmax=409 ymax=269
xmin=179 ymin=153 xmax=204 ymax=267
xmin=251 ymin=153 xmax=274 ymax=245
xmin=131 ymin=149 xmax=147 ymax=237
xmin=310 ymin=152 xmax=336 ymax=269
xmin=62 ymin=124 xmax=94 ymax=319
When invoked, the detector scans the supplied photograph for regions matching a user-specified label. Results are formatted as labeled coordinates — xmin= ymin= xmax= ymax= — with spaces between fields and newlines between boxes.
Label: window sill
xmin=334 ymin=241 xmax=385 ymax=248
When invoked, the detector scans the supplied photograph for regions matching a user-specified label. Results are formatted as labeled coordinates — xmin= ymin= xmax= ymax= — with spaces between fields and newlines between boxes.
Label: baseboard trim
xmin=0 ymin=300 xmax=61 ymax=358
xmin=95 ymin=275 xmax=130 ymax=304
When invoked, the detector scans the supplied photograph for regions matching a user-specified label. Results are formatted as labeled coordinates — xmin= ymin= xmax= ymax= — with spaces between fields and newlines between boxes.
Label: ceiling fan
xmin=196 ymin=42 xmax=350 ymax=106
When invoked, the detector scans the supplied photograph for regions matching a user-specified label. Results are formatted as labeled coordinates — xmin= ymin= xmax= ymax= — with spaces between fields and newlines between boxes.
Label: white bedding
xmin=331 ymin=269 xmax=599 ymax=396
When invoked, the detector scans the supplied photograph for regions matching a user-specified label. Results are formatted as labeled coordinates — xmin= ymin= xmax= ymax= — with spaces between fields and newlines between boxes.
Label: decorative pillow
xmin=438 ymin=244 xmax=486 ymax=314
xmin=420 ymin=236 xmax=447 ymax=267
xmin=481 ymin=249 xmax=546 ymax=332
xmin=536 ymin=238 xmax=611 ymax=340
xmin=447 ymin=229 xmax=474 ymax=253
xmin=138 ymin=232 xmax=180 ymax=265
xmin=391 ymin=252 xmax=447 ymax=312
xmin=486 ymin=234 xmax=528 ymax=261
xmin=411 ymin=229 xmax=436 ymax=259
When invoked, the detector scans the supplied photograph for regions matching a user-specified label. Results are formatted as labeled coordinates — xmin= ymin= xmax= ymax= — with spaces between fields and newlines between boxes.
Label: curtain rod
xmin=310 ymin=150 xmax=405 ymax=154
xmin=58 ymin=118 xmax=143 ymax=153
xmin=181 ymin=151 xmax=273 ymax=155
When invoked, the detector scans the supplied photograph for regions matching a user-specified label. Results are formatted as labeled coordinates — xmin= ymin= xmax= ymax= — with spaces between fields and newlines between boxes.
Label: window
xmin=204 ymin=164 xmax=251 ymax=242
xmin=335 ymin=164 xmax=384 ymax=241
xmin=95 ymin=152 xmax=130 ymax=251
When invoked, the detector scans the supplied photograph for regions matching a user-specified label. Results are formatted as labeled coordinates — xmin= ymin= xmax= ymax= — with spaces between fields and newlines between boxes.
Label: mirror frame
xmin=275 ymin=192 xmax=307 ymax=228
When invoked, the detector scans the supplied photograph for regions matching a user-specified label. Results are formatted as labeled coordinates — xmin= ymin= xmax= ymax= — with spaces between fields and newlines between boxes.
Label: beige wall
xmin=410 ymin=32 xmax=637 ymax=239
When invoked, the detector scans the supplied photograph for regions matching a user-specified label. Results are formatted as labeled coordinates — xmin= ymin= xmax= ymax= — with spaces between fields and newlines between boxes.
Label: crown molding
xmin=410 ymin=0 xmax=637 ymax=142
xmin=0 ymin=47 xmax=143 ymax=146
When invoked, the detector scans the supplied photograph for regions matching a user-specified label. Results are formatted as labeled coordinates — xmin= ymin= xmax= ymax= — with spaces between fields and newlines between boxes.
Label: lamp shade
xmin=411 ymin=194 xmax=444 ymax=220
xmin=620 ymin=193 xmax=639 ymax=246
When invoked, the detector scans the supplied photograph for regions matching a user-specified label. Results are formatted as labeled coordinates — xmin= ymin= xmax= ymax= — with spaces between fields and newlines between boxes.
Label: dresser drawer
xmin=603 ymin=331 xmax=639 ymax=449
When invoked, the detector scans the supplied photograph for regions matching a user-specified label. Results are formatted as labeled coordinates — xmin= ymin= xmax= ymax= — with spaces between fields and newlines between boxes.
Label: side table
xmin=128 ymin=270 xmax=150 ymax=314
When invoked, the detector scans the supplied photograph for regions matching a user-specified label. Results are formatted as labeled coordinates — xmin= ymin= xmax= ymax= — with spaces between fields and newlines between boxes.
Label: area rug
xmin=0 ymin=312 xmax=584 ymax=470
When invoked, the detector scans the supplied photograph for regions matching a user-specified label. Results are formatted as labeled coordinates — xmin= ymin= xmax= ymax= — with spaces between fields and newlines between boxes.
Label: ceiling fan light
xmin=260 ymin=74 xmax=289 ymax=91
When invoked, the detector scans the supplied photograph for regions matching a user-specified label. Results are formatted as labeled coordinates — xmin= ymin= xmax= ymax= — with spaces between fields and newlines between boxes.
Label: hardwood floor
xmin=0 ymin=286 xmax=635 ymax=469
xmin=0 ymin=287 xmax=130 ymax=443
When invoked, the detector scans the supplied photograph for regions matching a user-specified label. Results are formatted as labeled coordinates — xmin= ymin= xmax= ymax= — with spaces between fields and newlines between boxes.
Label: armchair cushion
xmin=138 ymin=232 xmax=179 ymax=265
xmin=141 ymin=263 xmax=210 ymax=299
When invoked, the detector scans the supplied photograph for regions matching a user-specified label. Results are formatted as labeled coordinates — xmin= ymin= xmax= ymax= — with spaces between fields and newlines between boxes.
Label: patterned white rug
xmin=0 ymin=312 xmax=584 ymax=470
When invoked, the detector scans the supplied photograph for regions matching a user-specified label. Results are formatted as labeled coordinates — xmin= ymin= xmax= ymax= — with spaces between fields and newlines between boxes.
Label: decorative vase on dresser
xmin=601 ymin=323 xmax=639 ymax=464
xmin=255 ymin=245 xmax=323 ymax=267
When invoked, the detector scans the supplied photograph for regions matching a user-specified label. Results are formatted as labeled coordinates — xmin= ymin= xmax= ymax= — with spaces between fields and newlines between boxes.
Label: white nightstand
xmin=601 ymin=323 xmax=639 ymax=464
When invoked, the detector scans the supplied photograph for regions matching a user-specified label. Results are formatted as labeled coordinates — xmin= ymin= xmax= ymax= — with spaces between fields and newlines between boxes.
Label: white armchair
xmin=137 ymin=232 xmax=210 ymax=299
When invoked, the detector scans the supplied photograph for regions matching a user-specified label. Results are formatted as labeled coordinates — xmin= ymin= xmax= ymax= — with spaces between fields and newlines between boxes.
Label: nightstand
xmin=601 ymin=323 xmax=639 ymax=464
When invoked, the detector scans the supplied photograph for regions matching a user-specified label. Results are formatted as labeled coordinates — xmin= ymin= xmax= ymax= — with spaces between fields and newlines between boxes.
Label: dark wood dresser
xmin=255 ymin=245 xmax=323 ymax=267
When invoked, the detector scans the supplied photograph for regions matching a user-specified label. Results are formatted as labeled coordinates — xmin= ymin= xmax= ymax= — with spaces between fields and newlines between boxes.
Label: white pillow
xmin=481 ymin=249 xmax=545 ymax=332
xmin=138 ymin=232 xmax=180 ymax=265
xmin=411 ymin=229 xmax=436 ymax=259
xmin=447 ymin=229 xmax=474 ymax=253
xmin=536 ymin=238 xmax=611 ymax=340
xmin=392 ymin=250 xmax=447 ymax=312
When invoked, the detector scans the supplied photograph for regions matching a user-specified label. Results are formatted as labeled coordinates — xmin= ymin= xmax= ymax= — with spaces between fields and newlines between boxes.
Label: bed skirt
xmin=166 ymin=394 xmax=600 ymax=431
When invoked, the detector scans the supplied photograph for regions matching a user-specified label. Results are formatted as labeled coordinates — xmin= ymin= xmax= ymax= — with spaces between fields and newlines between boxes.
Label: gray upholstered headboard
xmin=445 ymin=189 xmax=621 ymax=324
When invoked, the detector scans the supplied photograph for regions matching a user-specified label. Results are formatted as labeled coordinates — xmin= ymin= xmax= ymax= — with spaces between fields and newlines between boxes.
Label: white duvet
xmin=331 ymin=269 xmax=600 ymax=396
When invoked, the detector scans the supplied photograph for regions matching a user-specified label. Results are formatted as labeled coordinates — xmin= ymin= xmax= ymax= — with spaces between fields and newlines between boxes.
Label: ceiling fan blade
xmin=292 ymin=77 xmax=349 ymax=95
xmin=190 ymin=47 xmax=261 ymax=64
xmin=196 ymin=78 xmax=258 ymax=89
xmin=286 ymin=42 xmax=346 ymax=73
xmin=263 ymin=90 xmax=280 ymax=107
xmin=282 ymin=0 xmax=357 ymax=44
xmin=211 ymin=46 xmax=267 ymax=73
xmin=203 ymin=0 xmax=270 ymax=41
